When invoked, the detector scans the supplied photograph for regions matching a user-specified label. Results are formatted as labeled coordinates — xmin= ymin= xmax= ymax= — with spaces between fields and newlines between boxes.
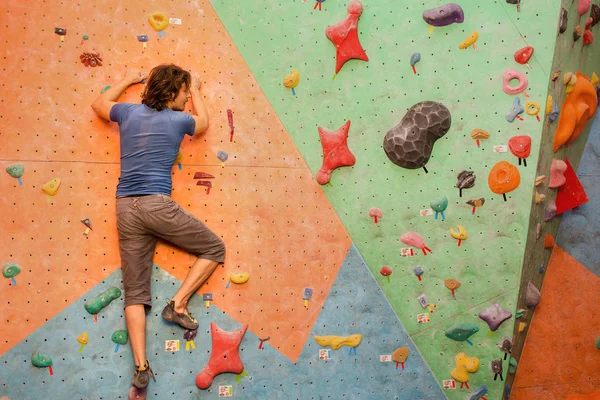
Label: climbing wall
xmin=510 ymin=113 xmax=600 ymax=398
xmin=1 ymin=0 xmax=442 ymax=398
xmin=506 ymin=0 xmax=600 ymax=397
xmin=211 ymin=1 xmax=562 ymax=400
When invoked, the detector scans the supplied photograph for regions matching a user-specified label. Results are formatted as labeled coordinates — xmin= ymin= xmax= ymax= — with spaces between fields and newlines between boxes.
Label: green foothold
xmin=83 ymin=35 xmax=89 ymax=40
xmin=596 ymin=336 xmax=600 ymax=349
xmin=111 ymin=330 xmax=129 ymax=345
xmin=84 ymin=286 xmax=122 ymax=315
xmin=100 ymin=85 xmax=112 ymax=94
xmin=515 ymin=309 xmax=527 ymax=319
xmin=444 ymin=322 xmax=479 ymax=342
xmin=430 ymin=196 xmax=448 ymax=212
xmin=6 ymin=164 xmax=24 ymax=179
xmin=31 ymin=350 xmax=53 ymax=367
xmin=508 ymin=357 xmax=518 ymax=374
xmin=2 ymin=263 xmax=21 ymax=279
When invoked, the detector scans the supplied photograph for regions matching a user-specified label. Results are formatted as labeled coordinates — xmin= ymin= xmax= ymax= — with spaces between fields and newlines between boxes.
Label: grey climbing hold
xmin=548 ymin=100 xmax=559 ymax=123
xmin=544 ymin=200 xmax=557 ymax=222
xmin=506 ymin=97 xmax=525 ymax=123
xmin=559 ymin=8 xmax=568 ymax=34
xmin=536 ymin=222 xmax=542 ymax=240
xmin=525 ymin=281 xmax=541 ymax=307
xmin=456 ymin=170 xmax=476 ymax=197
xmin=383 ymin=101 xmax=451 ymax=171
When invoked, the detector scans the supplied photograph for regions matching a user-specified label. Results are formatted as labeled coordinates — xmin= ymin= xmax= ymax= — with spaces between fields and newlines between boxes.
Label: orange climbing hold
xmin=553 ymin=72 xmax=598 ymax=152
xmin=544 ymin=234 xmax=555 ymax=249
xmin=488 ymin=161 xmax=521 ymax=201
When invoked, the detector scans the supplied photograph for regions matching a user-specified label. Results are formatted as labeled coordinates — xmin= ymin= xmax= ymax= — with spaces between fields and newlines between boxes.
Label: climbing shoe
xmin=131 ymin=359 xmax=156 ymax=389
xmin=161 ymin=299 xmax=199 ymax=330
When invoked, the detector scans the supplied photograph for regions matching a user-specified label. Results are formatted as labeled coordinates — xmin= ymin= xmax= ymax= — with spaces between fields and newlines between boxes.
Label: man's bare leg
xmin=171 ymin=258 xmax=219 ymax=313
xmin=125 ymin=304 xmax=146 ymax=366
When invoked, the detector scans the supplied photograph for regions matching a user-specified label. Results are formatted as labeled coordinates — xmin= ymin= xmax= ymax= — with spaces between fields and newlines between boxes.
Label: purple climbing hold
xmin=478 ymin=302 xmax=512 ymax=331
xmin=525 ymin=282 xmax=541 ymax=307
xmin=544 ymin=200 xmax=557 ymax=222
xmin=422 ymin=3 xmax=464 ymax=27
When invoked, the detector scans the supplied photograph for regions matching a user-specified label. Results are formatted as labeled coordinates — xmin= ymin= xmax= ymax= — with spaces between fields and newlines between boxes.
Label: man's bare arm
xmin=189 ymin=73 xmax=209 ymax=135
xmin=91 ymin=69 xmax=146 ymax=121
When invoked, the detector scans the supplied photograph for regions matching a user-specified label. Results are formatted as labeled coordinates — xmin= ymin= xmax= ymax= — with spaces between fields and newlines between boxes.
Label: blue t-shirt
xmin=110 ymin=103 xmax=195 ymax=197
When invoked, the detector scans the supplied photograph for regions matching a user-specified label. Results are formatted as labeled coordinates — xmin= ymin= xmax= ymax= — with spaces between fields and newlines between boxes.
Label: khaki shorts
xmin=116 ymin=194 xmax=225 ymax=310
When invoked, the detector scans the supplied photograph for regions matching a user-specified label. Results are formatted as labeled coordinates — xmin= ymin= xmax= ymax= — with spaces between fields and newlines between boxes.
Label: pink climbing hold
xmin=316 ymin=120 xmax=356 ymax=185
xmin=325 ymin=0 xmax=369 ymax=75
xmin=549 ymin=158 xmax=567 ymax=188
xmin=196 ymin=322 xmax=248 ymax=390
xmin=578 ymin=0 xmax=591 ymax=16
xmin=400 ymin=232 xmax=432 ymax=256
xmin=369 ymin=208 xmax=382 ymax=223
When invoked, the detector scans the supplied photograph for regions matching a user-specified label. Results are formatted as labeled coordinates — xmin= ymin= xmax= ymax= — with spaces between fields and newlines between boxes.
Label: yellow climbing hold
xmin=450 ymin=353 xmax=480 ymax=383
xmin=314 ymin=334 xmax=362 ymax=350
xmin=525 ymin=101 xmax=541 ymax=116
xmin=283 ymin=69 xmax=300 ymax=89
xmin=148 ymin=11 xmax=169 ymax=32
xmin=546 ymin=96 xmax=553 ymax=114
xmin=77 ymin=332 xmax=89 ymax=345
xmin=458 ymin=31 xmax=479 ymax=50
xmin=174 ymin=150 xmax=183 ymax=165
xmin=229 ymin=272 xmax=249 ymax=284
xmin=591 ymin=72 xmax=599 ymax=87
xmin=42 ymin=178 xmax=61 ymax=196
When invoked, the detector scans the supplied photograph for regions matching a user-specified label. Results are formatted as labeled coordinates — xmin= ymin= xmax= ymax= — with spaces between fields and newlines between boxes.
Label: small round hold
xmin=83 ymin=35 xmax=89 ymax=40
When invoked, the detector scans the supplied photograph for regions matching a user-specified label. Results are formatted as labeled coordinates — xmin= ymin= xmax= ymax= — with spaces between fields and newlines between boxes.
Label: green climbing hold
xmin=445 ymin=322 xmax=479 ymax=342
xmin=100 ymin=85 xmax=111 ymax=94
xmin=6 ymin=164 xmax=24 ymax=179
xmin=84 ymin=286 xmax=122 ymax=315
xmin=430 ymin=196 xmax=448 ymax=212
xmin=508 ymin=357 xmax=518 ymax=374
xmin=596 ymin=336 xmax=600 ymax=349
xmin=111 ymin=330 xmax=129 ymax=345
xmin=2 ymin=263 xmax=21 ymax=279
xmin=31 ymin=350 xmax=53 ymax=367
xmin=83 ymin=35 xmax=89 ymax=40
xmin=515 ymin=309 xmax=527 ymax=319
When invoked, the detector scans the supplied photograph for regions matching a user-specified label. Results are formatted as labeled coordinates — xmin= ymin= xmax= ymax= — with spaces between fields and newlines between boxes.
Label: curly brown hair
xmin=141 ymin=64 xmax=191 ymax=111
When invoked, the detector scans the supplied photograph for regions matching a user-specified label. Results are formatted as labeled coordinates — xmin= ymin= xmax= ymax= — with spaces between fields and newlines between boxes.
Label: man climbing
xmin=91 ymin=64 xmax=226 ymax=390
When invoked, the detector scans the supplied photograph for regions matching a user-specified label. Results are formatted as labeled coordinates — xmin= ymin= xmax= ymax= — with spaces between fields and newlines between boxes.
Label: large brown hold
xmin=383 ymin=101 xmax=451 ymax=172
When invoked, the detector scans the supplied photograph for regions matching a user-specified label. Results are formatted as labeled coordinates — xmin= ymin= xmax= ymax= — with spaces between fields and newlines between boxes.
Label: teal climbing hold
xmin=31 ymin=350 xmax=53 ymax=367
xmin=100 ymin=85 xmax=111 ymax=94
xmin=112 ymin=330 xmax=129 ymax=345
xmin=2 ymin=263 xmax=21 ymax=279
xmin=6 ymin=164 xmax=24 ymax=185
xmin=430 ymin=196 xmax=448 ymax=220
xmin=508 ymin=357 xmax=518 ymax=374
xmin=84 ymin=287 xmax=122 ymax=315
xmin=445 ymin=322 xmax=479 ymax=345
xmin=596 ymin=336 xmax=600 ymax=349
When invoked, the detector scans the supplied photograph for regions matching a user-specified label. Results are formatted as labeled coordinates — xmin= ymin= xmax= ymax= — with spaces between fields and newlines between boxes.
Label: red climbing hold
xmin=316 ymin=120 xmax=356 ymax=185
xmin=514 ymin=46 xmax=534 ymax=65
xmin=583 ymin=29 xmax=594 ymax=46
xmin=196 ymin=322 xmax=248 ymax=390
xmin=555 ymin=158 xmax=589 ymax=215
xmin=325 ymin=0 xmax=369 ymax=75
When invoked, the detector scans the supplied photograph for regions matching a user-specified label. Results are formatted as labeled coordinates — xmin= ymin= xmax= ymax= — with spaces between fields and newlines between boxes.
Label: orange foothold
xmin=544 ymin=234 xmax=555 ymax=249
